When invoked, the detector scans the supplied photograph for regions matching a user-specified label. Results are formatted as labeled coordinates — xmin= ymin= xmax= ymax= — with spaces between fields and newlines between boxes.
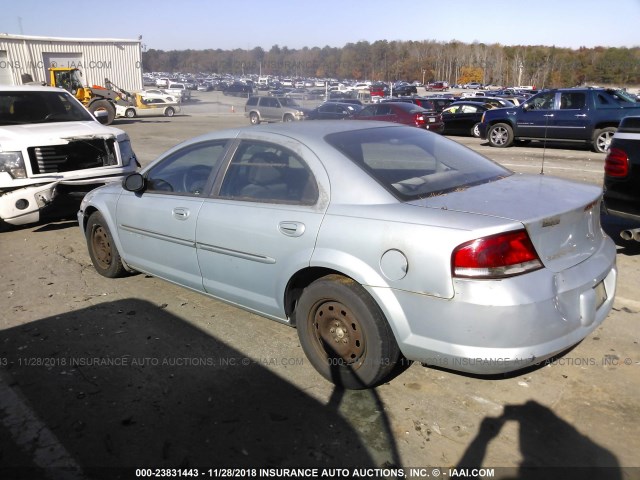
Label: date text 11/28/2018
xmin=134 ymin=467 xmax=496 ymax=478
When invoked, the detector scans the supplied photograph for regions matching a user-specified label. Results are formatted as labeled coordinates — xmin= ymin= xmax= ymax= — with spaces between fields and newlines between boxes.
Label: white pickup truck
xmin=0 ymin=85 xmax=139 ymax=227
xmin=165 ymin=82 xmax=191 ymax=102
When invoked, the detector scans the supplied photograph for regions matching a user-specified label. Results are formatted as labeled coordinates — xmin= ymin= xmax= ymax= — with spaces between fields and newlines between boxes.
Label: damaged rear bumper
xmin=0 ymin=175 xmax=125 ymax=226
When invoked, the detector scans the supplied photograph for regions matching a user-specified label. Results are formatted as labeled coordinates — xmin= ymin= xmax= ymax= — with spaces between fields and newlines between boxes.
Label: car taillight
xmin=604 ymin=147 xmax=628 ymax=177
xmin=452 ymin=229 xmax=543 ymax=278
xmin=415 ymin=114 xmax=426 ymax=126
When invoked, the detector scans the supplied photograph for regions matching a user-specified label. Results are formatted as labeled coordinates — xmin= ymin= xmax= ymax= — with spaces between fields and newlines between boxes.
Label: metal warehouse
xmin=0 ymin=33 xmax=143 ymax=92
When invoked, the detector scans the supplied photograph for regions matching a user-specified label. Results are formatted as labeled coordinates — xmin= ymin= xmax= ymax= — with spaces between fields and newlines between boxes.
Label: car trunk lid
xmin=408 ymin=174 xmax=605 ymax=273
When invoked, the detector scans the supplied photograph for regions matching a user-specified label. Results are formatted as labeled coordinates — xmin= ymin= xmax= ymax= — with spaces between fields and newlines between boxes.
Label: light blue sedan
xmin=78 ymin=121 xmax=617 ymax=389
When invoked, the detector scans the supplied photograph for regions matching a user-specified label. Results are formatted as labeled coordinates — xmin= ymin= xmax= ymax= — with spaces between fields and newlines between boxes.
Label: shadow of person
xmin=456 ymin=400 xmax=621 ymax=480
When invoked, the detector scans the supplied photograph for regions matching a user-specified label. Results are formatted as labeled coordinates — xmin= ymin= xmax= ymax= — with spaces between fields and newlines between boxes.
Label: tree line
xmin=142 ymin=40 xmax=640 ymax=88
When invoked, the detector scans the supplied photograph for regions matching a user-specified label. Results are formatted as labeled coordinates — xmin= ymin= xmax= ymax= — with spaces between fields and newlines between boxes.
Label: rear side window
xmin=326 ymin=127 xmax=511 ymax=200
xmin=246 ymin=97 xmax=259 ymax=106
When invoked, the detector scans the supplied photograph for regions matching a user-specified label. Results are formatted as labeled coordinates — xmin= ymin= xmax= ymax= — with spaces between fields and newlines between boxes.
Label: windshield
xmin=279 ymin=97 xmax=302 ymax=108
xmin=0 ymin=91 xmax=95 ymax=125
xmin=325 ymin=126 xmax=511 ymax=200
xmin=608 ymin=88 xmax=639 ymax=104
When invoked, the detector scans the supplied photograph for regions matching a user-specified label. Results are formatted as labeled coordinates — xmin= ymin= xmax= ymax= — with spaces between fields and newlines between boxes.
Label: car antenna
xmin=540 ymin=110 xmax=553 ymax=175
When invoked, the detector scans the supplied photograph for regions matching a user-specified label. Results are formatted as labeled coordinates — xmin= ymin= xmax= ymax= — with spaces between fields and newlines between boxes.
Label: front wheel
xmin=593 ymin=127 xmax=616 ymax=153
xmin=487 ymin=122 xmax=514 ymax=148
xmin=88 ymin=99 xmax=116 ymax=125
xmin=296 ymin=274 xmax=401 ymax=389
xmin=164 ymin=107 xmax=175 ymax=117
xmin=282 ymin=114 xmax=294 ymax=122
xmin=86 ymin=211 xmax=126 ymax=278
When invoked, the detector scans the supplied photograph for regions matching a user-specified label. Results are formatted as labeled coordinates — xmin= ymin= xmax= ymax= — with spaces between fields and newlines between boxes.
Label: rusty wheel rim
xmin=312 ymin=301 xmax=365 ymax=367
xmin=91 ymin=226 xmax=112 ymax=270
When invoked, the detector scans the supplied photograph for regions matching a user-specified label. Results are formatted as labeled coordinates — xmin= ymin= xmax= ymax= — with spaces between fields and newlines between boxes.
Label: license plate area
xmin=594 ymin=279 xmax=607 ymax=310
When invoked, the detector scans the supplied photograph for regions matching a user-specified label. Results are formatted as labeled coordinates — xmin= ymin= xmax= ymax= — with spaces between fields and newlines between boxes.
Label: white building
xmin=0 ymin=33 xmax=143 ymax=91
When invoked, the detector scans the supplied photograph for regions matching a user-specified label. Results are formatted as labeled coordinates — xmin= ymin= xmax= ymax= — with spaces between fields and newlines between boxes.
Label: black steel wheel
xmin=86 ymin=211 xmax=126 ymax=278
xmin=296 ymin=274 xmax=400 ymax=389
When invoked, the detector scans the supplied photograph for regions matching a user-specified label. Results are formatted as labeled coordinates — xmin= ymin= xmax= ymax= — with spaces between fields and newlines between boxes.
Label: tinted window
xmin=560 ymin=92 xmax=585 ymax=109
xmin=146 ymin=141 xmax=228 ymax=195
xmin=326 ymin=127 xmax=510 ymax=200
xmin=0 ymin=91 xmax=93 ymax=125
xmin=219 ymin=142 xmax=318 ymax=204
xmin=529 ymin=92 xmax=555 ymax=110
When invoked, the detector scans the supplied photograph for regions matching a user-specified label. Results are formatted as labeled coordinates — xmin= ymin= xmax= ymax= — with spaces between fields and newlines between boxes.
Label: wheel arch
xmin=284 ymin=264 xmax=411 ymax=354
xmin=80 ymin=204 xmax=136 ymax=273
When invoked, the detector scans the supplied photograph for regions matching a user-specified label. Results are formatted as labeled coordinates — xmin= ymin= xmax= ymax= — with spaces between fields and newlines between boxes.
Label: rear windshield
xmin=0 ymin=90 xmax=94 ymax=125
xmin=325 ymin=126 xmax=511 ymax=200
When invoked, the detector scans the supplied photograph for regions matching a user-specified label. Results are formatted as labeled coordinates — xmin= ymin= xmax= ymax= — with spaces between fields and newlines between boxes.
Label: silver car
xmin=78 ymin=121 xmax=617 ymax=389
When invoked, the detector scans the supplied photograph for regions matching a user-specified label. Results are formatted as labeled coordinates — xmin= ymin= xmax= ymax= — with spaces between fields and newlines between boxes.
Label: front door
xmin=116 ymin=140 xmax=228 ymax=290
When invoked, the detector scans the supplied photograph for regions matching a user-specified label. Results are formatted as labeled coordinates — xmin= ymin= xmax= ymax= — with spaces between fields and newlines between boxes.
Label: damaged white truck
xmin=0 ymin=85 xmax=139 ymax=228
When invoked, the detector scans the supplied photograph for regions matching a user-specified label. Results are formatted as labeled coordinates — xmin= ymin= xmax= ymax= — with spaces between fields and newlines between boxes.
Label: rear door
xmin=553 ymin=91 xmax=589 ymax=140
xmin=195 ymin=137 xmax=330 ymax=319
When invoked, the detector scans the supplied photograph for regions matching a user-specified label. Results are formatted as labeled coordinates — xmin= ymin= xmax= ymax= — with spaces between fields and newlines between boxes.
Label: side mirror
xmin=123 ymin=172 xmax=145 ymax=192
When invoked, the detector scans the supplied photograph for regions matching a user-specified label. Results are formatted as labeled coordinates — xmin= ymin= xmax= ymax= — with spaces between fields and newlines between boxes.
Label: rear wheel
xmin=487 ymin=123 xmax=514 ymax=147
xmin=86 ymin=211 xmax=126 ymax=278
xmin=296 ymin=274 xmax=401 ymax=389
xmin=471 ymin=123 xmax=481 ymax=138
xmin=250 ymin=112 xmax=260 ymax=125
xmin=125 ymin=108 xmax=136 ymax=118
xmin=593 ymin=127 xmax=616 ymax=153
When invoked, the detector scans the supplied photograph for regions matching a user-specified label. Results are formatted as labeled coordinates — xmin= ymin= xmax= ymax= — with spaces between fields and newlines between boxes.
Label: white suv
xmin=0 ymin=86 xmax=138 ymax=227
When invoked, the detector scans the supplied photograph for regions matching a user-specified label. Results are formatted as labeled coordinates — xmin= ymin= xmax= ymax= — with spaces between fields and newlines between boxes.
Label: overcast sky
xmin=2 ymin=0 xmax=639 ymax=51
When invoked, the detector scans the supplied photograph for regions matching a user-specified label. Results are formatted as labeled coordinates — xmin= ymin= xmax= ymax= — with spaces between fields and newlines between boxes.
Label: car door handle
xmin=279 ymin=221 xmax=305 ymax=237
xmin=574 ymin=114 xmax=587 ymax=117
xmin=172 ymin=207 xmax=190 ymax=220
xmin=544 ymin=114 xmax=554 ymax=117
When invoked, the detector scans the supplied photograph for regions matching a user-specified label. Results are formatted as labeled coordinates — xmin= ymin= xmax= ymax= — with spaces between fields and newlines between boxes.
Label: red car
xmin=352 ymin=102 xmax=444 ymax=133
xmin=427 ymin=81 xmax=449 ymax=91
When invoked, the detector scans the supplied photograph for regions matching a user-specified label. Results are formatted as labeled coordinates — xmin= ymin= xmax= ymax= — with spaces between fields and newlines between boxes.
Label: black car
xmin=306 ymin=102 xmax=362 ymax=120
xmin=223 ymin=83 xmax=253 ymax=96
xmin=391 ymin=83 xmax=418 ymax=96
xmin=603 ymin=116 xmax=640 ymax=242
xmin=325 ymin=98 xmax=364 ymax=107
xmin=422 ymin=96 xmax=456 ymax=112
xmin=441 ymin=101 xmax=493 ymax=137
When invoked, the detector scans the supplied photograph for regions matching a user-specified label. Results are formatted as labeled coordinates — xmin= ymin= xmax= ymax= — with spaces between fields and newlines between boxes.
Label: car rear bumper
xmin=368 ymin=235 xmax=617 ymax=374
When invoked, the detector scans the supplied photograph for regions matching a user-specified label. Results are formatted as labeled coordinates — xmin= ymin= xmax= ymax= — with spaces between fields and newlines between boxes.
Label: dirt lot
xmin=1 ymin=91 xmax=639 ymax=480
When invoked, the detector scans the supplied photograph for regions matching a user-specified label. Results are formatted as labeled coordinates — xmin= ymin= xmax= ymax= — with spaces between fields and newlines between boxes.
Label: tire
xmin=283 ymin=114 xmax=294 ymax=122
xmin=89 ymin=99 xmax=116 ymax=125
xmin=165 ymin=107 xmax=175 ymax=117
xmin=85 ymin=211 xmax=126 ymax=278
xmin=487 ymin=122 xmax=514 ymax=148
xmin=471 ymin=123 xmax=481 ymax=138
xmin=250 ymin=112 xmax=260 ymax=125
xmin=125 ymin=108 xmax=136 ymax=118
xmin=593 ymin=127 xmax=616 ymax=153
xmin=296 ymin=274 xmax=401 ymax=389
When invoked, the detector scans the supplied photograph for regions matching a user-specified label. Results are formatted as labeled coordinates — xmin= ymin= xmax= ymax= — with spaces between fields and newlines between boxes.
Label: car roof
xmin=0 ymin=85 xmax=68 ymax=93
